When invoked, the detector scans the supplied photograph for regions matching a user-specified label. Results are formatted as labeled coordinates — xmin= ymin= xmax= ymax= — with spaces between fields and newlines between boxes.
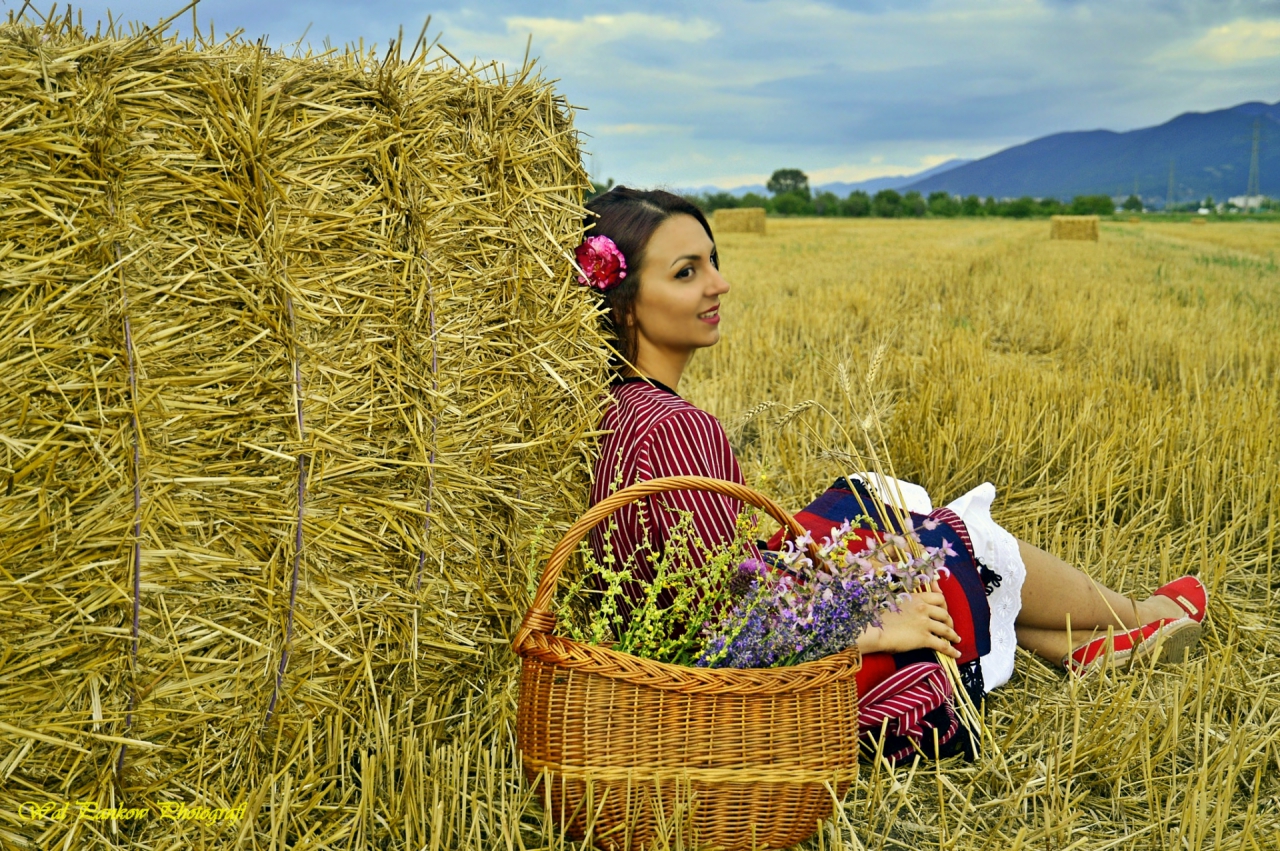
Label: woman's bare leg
xmin=1015 ymin=625 xmax=1080 ymax=663
xmin=1014 ymin=539 xmax=1183 ymax=632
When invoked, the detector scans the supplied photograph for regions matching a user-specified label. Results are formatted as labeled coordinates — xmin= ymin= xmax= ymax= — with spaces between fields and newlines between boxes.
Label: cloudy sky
xmin=14 ymin=1 xmax=1280 ymax=189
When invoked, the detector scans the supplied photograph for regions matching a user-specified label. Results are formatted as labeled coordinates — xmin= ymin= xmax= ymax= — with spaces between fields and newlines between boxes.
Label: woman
xmin=582 ymin=186 xmax=1206 ymax=695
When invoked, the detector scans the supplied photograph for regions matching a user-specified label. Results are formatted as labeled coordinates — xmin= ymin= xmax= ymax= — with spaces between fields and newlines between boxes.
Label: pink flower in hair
xmin=575 ymin=235 xmax=628 ymax=291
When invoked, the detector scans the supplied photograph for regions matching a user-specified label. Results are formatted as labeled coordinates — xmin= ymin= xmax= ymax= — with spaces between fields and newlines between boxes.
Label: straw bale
xmin=1192 ymin=216 xmax=1208 ymax=225
xmin=1049 ymin=215 xmax=1099 ymax=241
xmin=714 ymin=206 xmax=767 ymax=234
xmin=0 ymin=10 xmax=607 ymax=849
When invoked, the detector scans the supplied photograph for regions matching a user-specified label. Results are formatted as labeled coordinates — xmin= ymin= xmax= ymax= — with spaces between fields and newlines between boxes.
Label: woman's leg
xmin=1013 ymin=539 xmax=1185 ymax=662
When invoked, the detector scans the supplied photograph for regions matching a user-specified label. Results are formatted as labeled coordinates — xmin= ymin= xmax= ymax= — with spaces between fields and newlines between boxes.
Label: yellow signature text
xmin=19 ymin=800 xmax=246 ymax=823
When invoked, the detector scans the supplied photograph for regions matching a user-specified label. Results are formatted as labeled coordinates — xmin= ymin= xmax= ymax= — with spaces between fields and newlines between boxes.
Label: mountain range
xmin=695 ymin=99 xmax=1278 ymax=205
xmin=904 ymin=100 xmax=1279 ymax=204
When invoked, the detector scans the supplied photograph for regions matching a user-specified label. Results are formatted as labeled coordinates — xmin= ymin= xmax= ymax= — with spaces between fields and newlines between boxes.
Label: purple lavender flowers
xmin=696 ymin=519 xmax=952 ymax=669
xmin=560 ymin=510 xmax=952 ymax=670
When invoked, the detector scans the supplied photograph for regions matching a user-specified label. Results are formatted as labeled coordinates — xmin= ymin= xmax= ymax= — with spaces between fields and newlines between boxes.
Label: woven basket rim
xmin=519 ymin=629 xmax=861 ymax=695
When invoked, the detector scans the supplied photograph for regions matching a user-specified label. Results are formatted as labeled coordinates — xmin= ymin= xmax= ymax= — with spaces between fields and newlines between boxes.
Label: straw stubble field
xmin=346 ymin=217 xmax=1280 ymax=851
xmin=678 ymin=218 xmax=1280 ymax=850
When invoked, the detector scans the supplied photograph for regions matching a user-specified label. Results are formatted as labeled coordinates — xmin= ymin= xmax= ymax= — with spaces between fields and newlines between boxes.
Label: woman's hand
xmin=857 ymin=591 xmax=962 ymax=658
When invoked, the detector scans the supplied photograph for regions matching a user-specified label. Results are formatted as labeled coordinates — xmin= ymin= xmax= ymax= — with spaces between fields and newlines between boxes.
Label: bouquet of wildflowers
xmin=560 ymin=506 xmax=952 ymax=670
xmin=695 ymin=517 xmax=953 ymax=668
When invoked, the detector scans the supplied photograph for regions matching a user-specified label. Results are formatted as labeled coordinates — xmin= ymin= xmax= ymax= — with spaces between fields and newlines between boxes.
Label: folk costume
xmin=589 ymin=377 xmax=1028 ymax=762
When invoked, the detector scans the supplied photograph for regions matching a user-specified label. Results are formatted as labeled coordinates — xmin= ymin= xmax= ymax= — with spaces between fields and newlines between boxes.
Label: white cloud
xmin=504 ymin=13 xmax=719 ymax=47
xmin=1189 ymin=19 xmax=1280 ymax=65
xmin=596 ymin=123 xmax=677 ymax=136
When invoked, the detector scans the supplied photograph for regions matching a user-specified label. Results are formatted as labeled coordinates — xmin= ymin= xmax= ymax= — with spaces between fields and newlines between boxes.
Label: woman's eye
xmin=676 ymin=265 xmax=695 ymax=279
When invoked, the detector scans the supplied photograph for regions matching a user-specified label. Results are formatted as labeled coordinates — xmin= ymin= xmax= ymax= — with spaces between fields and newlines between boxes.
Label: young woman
xmin=582 ymin=186 xmax=1206 ymax=695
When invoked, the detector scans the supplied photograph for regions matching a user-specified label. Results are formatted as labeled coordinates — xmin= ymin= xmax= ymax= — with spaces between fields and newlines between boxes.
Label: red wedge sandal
xmin=1063 ymin=575 xmax=1207 ymax=676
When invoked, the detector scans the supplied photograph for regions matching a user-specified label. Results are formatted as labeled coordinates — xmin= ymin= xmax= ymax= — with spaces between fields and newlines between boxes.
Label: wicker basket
xmin=513 ymin=476 xmax=862 ymax=851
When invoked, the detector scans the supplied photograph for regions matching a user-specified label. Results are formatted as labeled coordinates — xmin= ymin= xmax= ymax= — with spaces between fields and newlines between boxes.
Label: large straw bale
xmin=714 ymin=206 xmax=767 ymax=234
xmin=0 ymin=9 xmax=607 ymax=849
xmin=1049 ymin=214 xmax=1099 ymax=241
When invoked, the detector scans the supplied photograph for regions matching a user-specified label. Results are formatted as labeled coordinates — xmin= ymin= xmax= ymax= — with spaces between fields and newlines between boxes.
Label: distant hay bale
xmin=714 ymin=207 xmax=767 ymax=234
xmin=1128 ymin=216 xmax=1142 ymax=224
xmin=0 ymin=10 xmax=608 ymax=849
xmin=1192 ymin=217 xmax=1209 ymax=225
xmin=1050 ymin=215 xmax=1099 ymax=241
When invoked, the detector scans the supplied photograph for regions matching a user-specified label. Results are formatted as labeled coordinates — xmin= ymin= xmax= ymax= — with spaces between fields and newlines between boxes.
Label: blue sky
xmin=15 ymin=1 xmax=1280 ymax=189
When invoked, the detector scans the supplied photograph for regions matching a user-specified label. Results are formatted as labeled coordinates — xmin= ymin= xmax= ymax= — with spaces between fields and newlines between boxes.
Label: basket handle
xmin=513 ymin=475 xmax=817 ymax=654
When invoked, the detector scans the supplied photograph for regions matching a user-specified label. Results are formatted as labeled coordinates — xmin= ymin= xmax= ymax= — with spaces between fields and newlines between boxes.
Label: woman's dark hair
xmin=583 ymin=187 xmax=716 ymax=368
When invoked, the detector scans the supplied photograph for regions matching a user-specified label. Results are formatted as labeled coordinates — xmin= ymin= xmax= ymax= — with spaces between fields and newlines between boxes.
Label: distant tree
xmin=767 ymin=169 xmax=811 ymax=199
xmin=1038 ymin=197 xmax=1065 ymax=215
xmin=927 ymin=191 xmax=959 ymax=217
xmin=699 ymin=192 xmax=741 ymax=212
xmin=772 ymin=190 xmax=814 ymax=216
xmin=960 ymin=195 xmax=984 ymax=216
xmin=1001 ymin=196 xmax=1036 ymax=218
xmin=739 ymin=191 xmax=772 ymax=212
xmin=813 ymin=190 xmax=841 ymax=216
xmin=1070 ymin=195 xmax=1115 ymax=215
xmin=841 ymin=190 xmax=871 ymax=217
xmin=902 ymin=191 xmax=927 ymax=217
xmin=1202 ymin=196 xmax=1215 ymax=210
xmin=1122 ymin=194 xmax=1143 ymax=212
xmin=587 ymin=177 xmax=615 ymax=200
xmin=983 ymin=196 xmax=1000 ymax=215
xmin=872 ymin=189 xmax=903 ymax=217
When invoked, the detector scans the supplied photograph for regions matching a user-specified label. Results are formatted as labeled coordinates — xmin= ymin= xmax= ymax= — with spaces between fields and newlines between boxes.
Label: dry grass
xmin=681 ymin=217 xmax=1280 ymax=850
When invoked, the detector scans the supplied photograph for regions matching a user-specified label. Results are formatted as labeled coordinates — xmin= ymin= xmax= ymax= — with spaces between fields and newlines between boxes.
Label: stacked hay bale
xmin=0 ymin=11 xmax=608 ymax=849
xmin=1049 ymin=214 xmax=1100 ymax=241
xmin=714 ymin=207 xmax=767 ymax=234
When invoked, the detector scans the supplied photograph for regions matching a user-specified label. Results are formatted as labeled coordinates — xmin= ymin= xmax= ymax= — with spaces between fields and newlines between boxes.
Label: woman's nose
xmin=710 ymin=267 xmax=730 ymax=295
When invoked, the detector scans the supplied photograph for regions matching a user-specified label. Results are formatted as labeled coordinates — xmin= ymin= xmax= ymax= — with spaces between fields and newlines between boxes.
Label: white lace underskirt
xmin=854 ymin=475 xmax=1027 ymax=693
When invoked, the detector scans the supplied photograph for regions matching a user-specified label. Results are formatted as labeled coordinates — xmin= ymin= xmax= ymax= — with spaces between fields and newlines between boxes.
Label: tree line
xmin=677 ymin=168 xmax=1119 ymax=218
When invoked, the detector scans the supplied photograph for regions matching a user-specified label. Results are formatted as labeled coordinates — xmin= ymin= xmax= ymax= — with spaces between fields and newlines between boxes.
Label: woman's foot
xmin=1151 ymin=575 xmax=1208 ymax=623
xmin=1062 ymin=616 xmax=1202 ymax=676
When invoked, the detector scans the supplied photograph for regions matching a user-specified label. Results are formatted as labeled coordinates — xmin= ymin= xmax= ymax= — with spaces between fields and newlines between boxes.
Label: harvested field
xmin=683 ymin=217 xmax=1280 ymax=850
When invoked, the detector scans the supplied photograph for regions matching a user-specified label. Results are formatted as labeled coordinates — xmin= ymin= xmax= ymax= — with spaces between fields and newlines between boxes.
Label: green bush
xmin=872 ymin=189 xmax=903 ymax=217
xmin=813 ymin=190 xmax=841 ymax=217
xmin=1070 ymin=194 xmax=1116 ymax=215
xmin=928 ymin=192 xmax=960 ymax=217
xmin=841 ymin=190 xmax=871 ymax=217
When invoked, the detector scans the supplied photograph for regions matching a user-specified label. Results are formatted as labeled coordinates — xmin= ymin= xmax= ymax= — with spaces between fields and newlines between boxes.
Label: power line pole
xmin=1246 ymin=117 xmax=1261 ymax=203
xmin=1166 ymin=159 xmax=1175 ymax=211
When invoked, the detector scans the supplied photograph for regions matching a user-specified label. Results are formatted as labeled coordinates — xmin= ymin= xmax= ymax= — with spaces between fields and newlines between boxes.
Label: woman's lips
xmin=699 ymin=306 xmax=720 ymax=324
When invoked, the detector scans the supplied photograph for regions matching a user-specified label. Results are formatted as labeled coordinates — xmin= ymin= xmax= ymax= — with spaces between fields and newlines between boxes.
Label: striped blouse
xmin=588 ymin=378 xmax=748 ymax=621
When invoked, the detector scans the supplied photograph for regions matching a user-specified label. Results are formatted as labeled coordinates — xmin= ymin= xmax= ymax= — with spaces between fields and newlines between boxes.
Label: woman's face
xmin=628 ymin=213 xmax=729 ymax=361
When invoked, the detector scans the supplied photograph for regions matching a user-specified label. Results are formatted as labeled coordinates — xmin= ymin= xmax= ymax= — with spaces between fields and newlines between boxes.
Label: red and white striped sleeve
xmin=634 ymin=407 xmax=750 ymax=566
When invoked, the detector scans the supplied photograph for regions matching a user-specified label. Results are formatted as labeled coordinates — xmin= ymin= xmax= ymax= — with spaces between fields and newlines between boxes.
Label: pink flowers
xmin=575 ymin=235 xmax=628 ymax=290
